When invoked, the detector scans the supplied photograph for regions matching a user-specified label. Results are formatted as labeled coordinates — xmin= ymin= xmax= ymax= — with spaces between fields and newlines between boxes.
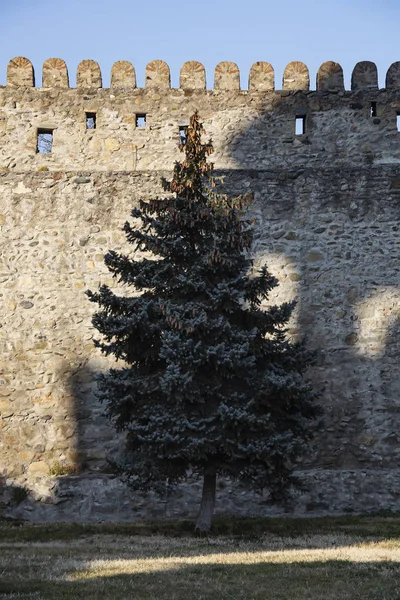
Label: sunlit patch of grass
xmin=65 ymin=541 xmax=400 ymax=579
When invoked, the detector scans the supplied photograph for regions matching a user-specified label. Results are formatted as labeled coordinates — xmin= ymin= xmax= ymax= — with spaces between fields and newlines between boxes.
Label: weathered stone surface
xmin=305 ymin=250 xmax=324 ymax=262
xmin=214 ymin=62 xmax=240 ymax=91
xmin=317 ymin=61 xmax=344 ymax=91
xmin=104 ymin=138 xmax=120 ymax=152
xmin=76 ymin=60 xmax=102 ymax=89
xmin=351 ymin=61 xmax=378 ymax=90
xmin=28 ymin=462 xmax=50 ymax=476
xmin=4 ymin=469 xmax=400 ymax=522
xmin=283 ymin=61 xmax=309 ymax=91
xmin=180 ymin=61 xmax=206 ymax=90
xmin=20 ymin=301 xmax=33 ymax=309
xmin=0 ymin=401 xmax=14 ymax=418
xmin=42 ymin=58 xmax=69 ymax=88
xmin=7 ymin=56 xmax=34 ymax=87
xmin=386 ymin=62 xmax=400 ymax=89
xmin=249 ymin=62 xmax=274 ymax=91
xmin=0 ymin=59 xmax=400 ymax=522
xmin=145 ymin=60 xmax=170 ymax=88
xmin=18 ymin=451 xmax=35 ymax=462
xmin=111 ymin=61 xmax=136 ymax=89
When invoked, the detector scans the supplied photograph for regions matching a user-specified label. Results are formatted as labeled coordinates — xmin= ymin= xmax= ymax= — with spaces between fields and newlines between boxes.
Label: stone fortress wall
xmin=0 ymin=56 xmax=399 ymax=521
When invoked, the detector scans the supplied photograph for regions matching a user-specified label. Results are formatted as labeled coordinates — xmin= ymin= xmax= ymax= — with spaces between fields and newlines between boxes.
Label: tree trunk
xmin=195 ymin=470 xmax=217 ymax=533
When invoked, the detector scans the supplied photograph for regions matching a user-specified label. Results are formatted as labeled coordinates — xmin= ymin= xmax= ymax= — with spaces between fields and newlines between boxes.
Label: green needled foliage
xmin=87 ymin=112 xmax=320 ymax=530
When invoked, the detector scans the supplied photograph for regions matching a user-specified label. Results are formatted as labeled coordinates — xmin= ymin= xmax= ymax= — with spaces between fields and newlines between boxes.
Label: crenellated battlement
xmin=4 ymin=56 xmax=400 ymax=91
xmin=2 ymin=55 xmax=400 ymax=175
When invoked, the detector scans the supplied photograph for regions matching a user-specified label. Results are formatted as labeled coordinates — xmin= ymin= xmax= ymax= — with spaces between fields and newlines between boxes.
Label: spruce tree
xmin=87 ymin=112 xmax=320 ymax=532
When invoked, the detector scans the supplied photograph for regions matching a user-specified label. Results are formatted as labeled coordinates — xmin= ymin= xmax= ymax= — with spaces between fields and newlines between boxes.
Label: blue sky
xmin=0 ymin=0 xmax=399 ymax=89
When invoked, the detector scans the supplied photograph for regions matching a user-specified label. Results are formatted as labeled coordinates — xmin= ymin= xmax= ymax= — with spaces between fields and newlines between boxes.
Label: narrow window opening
xmin=136 ymin=114 xmax=146 ymax=128
xmin=370 ymin=102 xmax=377 ymax=117
xmin=295 ymin=116 xmax=306 ymax=136
xmin=37 ymin=128 xmax=54 ymax=154
xmin=85 ymin=112 xmax=96 ymax=129
xmin=179 ymin=125 xmax=188 ymax=145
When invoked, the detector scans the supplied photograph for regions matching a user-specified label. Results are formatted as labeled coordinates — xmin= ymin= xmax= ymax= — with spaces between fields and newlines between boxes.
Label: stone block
xmin=249 ymin=62 xmax=274 ymax=92
xmin=111 ymin=61 xmax=136 ymax=89
xmin=386 ymin=62 xmax=400 ymax=89
xmin=317 ymin=61 xmax=344 ymax=91
xmin=214 ymin=62 xmax=240 ymax=91
xmin=42 ymin=58 xmax=69 ymax=88
xmin=0 ymin=400 xmax=14 ymax=417
xmin=351 ymin=61 xmax=378 ymax=91
xmin=7 ymin=56 xmax=34 ymax=87
xmin=180 ymin=61 xmax=206 ymax=90
xmin=77 ymin=60 xmax=102 ymax=89
xmin=145 ymin=60 xmax=170 ymax=89
xmin=28 ymin=461 xmax=50 ymax=476
xmin=283 ymin=61 xmax=309 ymax=91
xmin=18 ymin=450 xmax=35 ymax=462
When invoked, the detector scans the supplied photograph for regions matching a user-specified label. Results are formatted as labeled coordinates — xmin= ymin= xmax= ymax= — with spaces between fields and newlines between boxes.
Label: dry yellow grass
xmin=69 ymin=541 xmax=400 ymax=578
xmin=1 ymin=520 xmax=400 ymax=599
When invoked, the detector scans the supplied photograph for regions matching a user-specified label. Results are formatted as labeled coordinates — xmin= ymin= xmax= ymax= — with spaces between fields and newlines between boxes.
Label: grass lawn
xmin=1 ymin=516 xmax=400 ymax=599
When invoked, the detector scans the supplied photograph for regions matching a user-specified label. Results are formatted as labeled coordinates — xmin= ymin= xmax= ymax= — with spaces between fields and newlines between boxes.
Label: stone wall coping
xmin=4 ymin=57 xmax=400 ymax=92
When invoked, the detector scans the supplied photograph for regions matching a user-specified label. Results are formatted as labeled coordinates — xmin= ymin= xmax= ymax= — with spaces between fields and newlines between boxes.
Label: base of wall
xmin=2 ymin=469 xmax=400 ymax=523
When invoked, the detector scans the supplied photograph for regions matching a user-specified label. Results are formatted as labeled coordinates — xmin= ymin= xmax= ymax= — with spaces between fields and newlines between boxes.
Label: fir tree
xmin=87 ymin=112 xmax=320 ymax=532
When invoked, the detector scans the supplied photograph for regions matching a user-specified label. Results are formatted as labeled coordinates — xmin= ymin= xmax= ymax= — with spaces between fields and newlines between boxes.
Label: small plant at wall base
xmin=48 ymin=461 xmax=78 ymax=476
xmin=87 ymin=112 xmax=321 ymax=533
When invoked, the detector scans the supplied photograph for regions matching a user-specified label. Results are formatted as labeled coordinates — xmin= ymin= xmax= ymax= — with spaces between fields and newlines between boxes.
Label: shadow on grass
xmin=2 ymin=514 xmax=400 ymax=543
xmin=2 ymin=559 xmax=400 ymax=600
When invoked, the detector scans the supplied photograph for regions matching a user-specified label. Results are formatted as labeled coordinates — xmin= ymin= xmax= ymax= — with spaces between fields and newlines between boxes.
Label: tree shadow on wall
xmin=10 ymin=107 xmax=397 ymax=521
xmin=64 ymin=361 xmax=117 ymax=474
xmin=215 ymin=106 xmax=400 ymax=477
xmin=53 ymin=361 xmax=136 ymax=517
xmin=51 ymin=114 xmax=399 ymax=516
xmin=1 ymin=361 xmax=120 ymax=521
